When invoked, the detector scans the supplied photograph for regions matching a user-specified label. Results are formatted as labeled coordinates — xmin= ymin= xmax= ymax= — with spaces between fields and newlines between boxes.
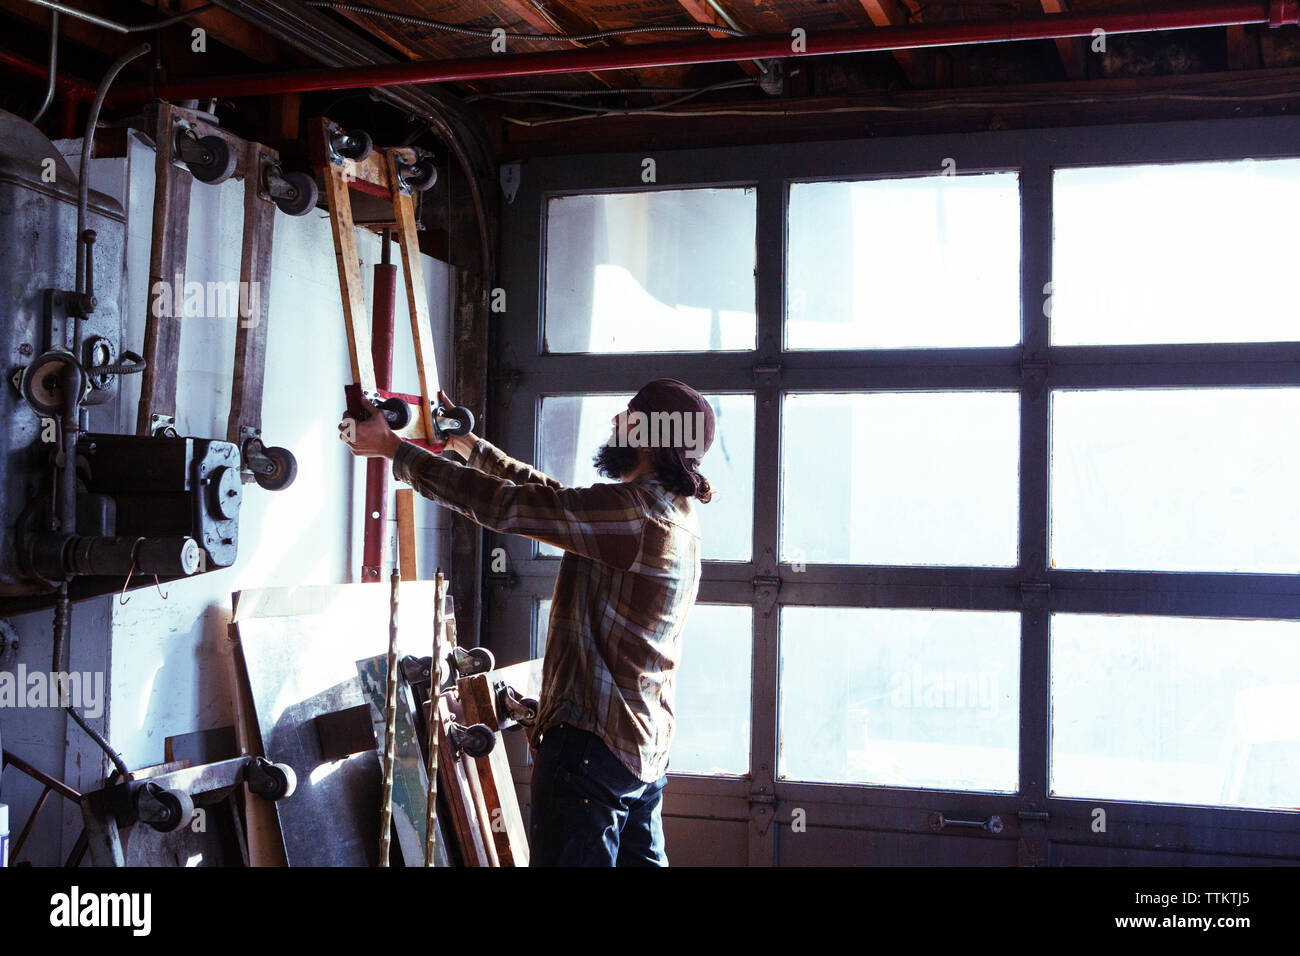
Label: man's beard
xmin=593 ymin=441 xmax=641 ymax=480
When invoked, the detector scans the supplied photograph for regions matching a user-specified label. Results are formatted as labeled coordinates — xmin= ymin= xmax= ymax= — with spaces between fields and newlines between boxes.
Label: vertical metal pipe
xmin=378 ymin=567 xmax=400 ymax=866
xmin=424 ymin=570 xmax=443 ymax=866
xmin=31 ymin=9 xmax=58 ymax=125
xmin=362 ymin=230 xmax=397 ymax=581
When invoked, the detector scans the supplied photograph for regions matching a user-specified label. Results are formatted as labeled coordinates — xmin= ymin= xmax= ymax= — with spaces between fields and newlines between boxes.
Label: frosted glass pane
xmin=787 ymin=173 xmax=1021 ymax=349
xmin=1052 ymin=159 xmax=1300 ymax=345
xmin=1050 ymin=388 xmax=1300 ymax=573
xmin=781 ymin=392 xmax=1019 ymax=567
xmin=779 ymin=607 xmax=1020 ymax=791
xmin=1051 ymin=614 xmax=1300 ymax=810
xmin=669 ymin=604 xmax=752 ymax=776
xmin=537 ymin=393 xmax=754 ymax=561
xmin=544 ymin=189 xmax=756 ymax=353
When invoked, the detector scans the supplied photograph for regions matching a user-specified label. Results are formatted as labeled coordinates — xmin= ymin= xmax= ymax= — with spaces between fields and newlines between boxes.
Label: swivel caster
xmin=175 ymin=129 xmax=236 ymax=185
xmin=434 ymin=403 xmax=474 ymax=439
xmin=244 ymin=757 xmax=297 ymax=801
xmin=375 ymin=396 xmax=411 ymax=431
xmin=448 ymin=721 xmax=495 ymax=759
xmin=395 ymin=154 xmax=437 ymax=192
xmin=329 ymin=126 xmax=372 ymax=162
xmin=134 ymin=782 xmax=194 ymax=833
xmin=449 ymin=645 xmax=494 ymax=679
xmin=264 ymin=163 xmax=319 ymax=216
xmin=254 ymin=446 xmax=297 ymax=491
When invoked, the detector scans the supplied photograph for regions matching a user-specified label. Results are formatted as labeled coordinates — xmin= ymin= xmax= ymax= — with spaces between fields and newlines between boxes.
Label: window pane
xmin=787 ymin=172 xmax=1020 ymax=349
xmin=1052 ymin=613 xmax=1300 ymax=810
xmin=544 ymin=189 xmax=756 ymax=353
xmin=670 ymin=604 xmax=752 ymax=775
xmin=781 ymin=392 xmax=1019 ymax=567
xmin=779 ymin=607 xmax=1019 ymax=791
xmin=1052 ymin=159 xmax=1300 ymax=345
xmin=536 ymin=598 xmax=551 ymax=656
xmin=537 ymin=393 xmax=754 ymax=561
xmin=1051 ymin=388 xmax=1300 ymax=573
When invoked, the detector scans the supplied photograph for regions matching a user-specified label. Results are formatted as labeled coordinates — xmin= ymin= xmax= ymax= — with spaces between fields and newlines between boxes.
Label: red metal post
xmin=133 ymin=2 xmax=1278 ymax=100
xmin=362 ymin=231 xmax=398 ymax=582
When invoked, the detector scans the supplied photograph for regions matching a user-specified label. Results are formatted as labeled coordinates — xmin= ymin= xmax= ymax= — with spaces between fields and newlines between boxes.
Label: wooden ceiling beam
xmin=676 ymin=0 xmax=762 ymax=77
xmin=1040 ymin=0 xmax=1089 ymax=80
xmin=856 ymin=0 xmax=932 ymax=87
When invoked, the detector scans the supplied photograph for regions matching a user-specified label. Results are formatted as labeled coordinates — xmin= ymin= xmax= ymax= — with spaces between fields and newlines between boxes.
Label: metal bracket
xmin=752 ymin=361 xmax=782 ymax=383
xmin=1018 ymin=581 xmax=1050 ymax=609
xmin=1020 ymin=356 xmax=1049 ymax=401
xmin=752 ymin=574 xmax=781 ymax=617
xmin=149 ymin=413 xmax=179 ymax=438
xmin=748 ymin=772 xmax=777 ymax=836
xmin=499 ymin=162 xmax=521 ymax=204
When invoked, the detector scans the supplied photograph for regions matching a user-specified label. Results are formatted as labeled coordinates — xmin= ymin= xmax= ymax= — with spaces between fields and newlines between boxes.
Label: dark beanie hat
xmin=628 ymin=379 xmax=716 ymax=498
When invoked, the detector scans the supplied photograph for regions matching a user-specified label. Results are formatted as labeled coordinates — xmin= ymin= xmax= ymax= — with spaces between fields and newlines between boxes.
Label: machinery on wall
xmin=0 ymin=93 xmax=242 ymax=644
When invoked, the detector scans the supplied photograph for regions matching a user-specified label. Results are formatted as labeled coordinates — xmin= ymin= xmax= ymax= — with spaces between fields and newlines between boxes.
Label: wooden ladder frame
xmin=310 ymin=116 xmax=447 ymax=452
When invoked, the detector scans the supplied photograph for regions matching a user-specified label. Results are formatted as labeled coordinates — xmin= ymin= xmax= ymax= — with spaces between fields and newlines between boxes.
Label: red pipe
xmin=362 ymin=240 xmax=398 ymax=583
xmin=133 ymin=2 xmax=1289 ymax=100
xmin=0 ymin=48 xmax=96 ymax=101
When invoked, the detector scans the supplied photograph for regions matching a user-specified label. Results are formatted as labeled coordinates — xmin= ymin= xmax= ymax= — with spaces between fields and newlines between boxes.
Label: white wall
xmin=3 ymin=128 xmax=452 ymax=865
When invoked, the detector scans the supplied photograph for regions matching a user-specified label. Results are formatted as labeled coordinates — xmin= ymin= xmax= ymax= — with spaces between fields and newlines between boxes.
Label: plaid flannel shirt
xmin=392 ymin=437 xmax=702 ymax=783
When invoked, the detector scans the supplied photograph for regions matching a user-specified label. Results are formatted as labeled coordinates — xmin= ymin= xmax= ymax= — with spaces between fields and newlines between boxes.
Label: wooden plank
xmin=224 ymin=618 xmax=287 ymax=867
xmin=322 ymin=162 xmax=376 ymax=392
xmin=226 ymin=141 xmax=278 ymax=447
xmin=1040 ymin=0 xmax=1089 ymax=80
xmin=165 ymin=726 xmax=238 ymax=766
xmin=396 ymin=488 xmax=418 ymax=582
xmin=389 ymin=159 xmax=440 ymax=443
xmin=459 ymin=672 xmax=529 ymax=866
xmin=136 ymin=102 xmax=192 ymax=436
xmin=675 ymin=0 xmax=762 ymax=77
xmin=857 ymin=0 xmax=933 ymax=87
xmin=432 ymin=694 xmax=496 ymax=866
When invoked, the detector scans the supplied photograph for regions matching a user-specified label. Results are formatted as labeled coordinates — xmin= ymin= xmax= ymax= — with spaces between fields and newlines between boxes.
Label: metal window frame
xmin=493 ymin=115 xmax=1300 ymax=866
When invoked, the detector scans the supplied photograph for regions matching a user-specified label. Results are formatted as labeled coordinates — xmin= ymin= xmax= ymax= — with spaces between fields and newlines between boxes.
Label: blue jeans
xmin=529 ymin=723 xmax=668 ymax=867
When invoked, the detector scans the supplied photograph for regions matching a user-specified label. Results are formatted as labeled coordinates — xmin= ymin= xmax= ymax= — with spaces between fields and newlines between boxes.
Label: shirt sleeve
xmin=464 ymin=438 xmax=564 ymax=490
xmin=393 ymin=441 xmax=643 ymax=569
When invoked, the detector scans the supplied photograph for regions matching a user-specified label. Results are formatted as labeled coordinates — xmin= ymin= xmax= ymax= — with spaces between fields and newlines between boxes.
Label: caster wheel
xmin=438 ymin=404 xmax=474 ymax=438
xmin=399 ymin=157 xmax=437 ymax=192
xmin=376 ymin=396 xmax=411 ymax=431
xmin=137 ymin=783 xmax=194 ymax=833
xmin=273 ymin=170 xmax=319 ymax=216
xmin=186 ymin=135 xmax=237 ymax=185
xmin=246 ymin=758 xmax=297 ymax=800
xmin=254 ymin=445 xmax=297 ymax=491
xmin=461 ymin=724 xmax=495 ymax=759
xmin=333 ymin=128 xmax=372 ymax=162
xmin=466 ymin=646 xmax=495 ymax=674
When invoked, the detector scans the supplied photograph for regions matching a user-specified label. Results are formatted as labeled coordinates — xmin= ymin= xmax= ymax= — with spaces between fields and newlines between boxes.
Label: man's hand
xmin=339 ymin=411 xmax=402 ymax=460
xmin=437 ymin=388 xmax=479 ymax=459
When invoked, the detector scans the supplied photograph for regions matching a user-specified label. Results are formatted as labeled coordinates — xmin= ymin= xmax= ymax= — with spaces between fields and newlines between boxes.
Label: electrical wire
xmin=20 ymin=0 xmax=216 ymax=34
xmin=474 ymin=78 xmax=761 ymax=116
xmin=304 ymin=1 xmax=744 ymax=42
xmin=500 ymin=87 xmax=1300 ymax=127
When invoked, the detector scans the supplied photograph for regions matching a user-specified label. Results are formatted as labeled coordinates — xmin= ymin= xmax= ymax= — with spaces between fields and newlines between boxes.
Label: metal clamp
xmin=930 ymin=811 xmax=1004 ymax=834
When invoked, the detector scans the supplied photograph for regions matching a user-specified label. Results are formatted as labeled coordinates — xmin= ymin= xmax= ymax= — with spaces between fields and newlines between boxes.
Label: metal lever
xmin=930 ymin=812 xmax=1004 ymax=834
